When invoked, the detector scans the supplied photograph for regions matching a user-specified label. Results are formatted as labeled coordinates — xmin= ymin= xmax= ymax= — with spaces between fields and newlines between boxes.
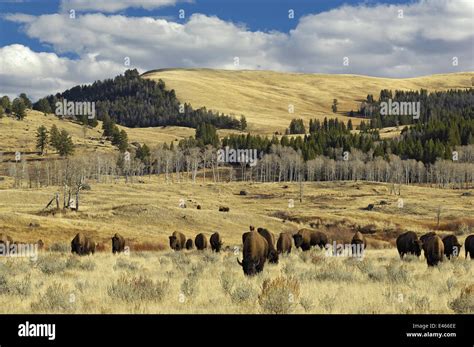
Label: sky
xmin=0 ymin=0 xmax=473 ymax=101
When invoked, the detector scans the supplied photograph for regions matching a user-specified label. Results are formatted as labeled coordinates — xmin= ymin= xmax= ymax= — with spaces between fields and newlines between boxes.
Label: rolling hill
xmin=143 ymin=69 xmax=474 ymax=135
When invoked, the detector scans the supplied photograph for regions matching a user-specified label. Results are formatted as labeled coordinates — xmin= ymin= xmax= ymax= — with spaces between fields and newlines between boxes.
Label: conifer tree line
xmin=32 ymin=69 xmax=243 ymax=130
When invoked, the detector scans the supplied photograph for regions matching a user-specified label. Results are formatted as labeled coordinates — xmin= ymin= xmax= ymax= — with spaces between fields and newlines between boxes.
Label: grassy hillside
xmin=0 ymin=110 xmax=244 ymax=157
xmin=143 ymin=69 xmax=474 ymax=135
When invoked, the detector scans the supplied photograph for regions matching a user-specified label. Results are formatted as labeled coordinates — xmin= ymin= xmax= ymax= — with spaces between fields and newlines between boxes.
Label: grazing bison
xmin=219 ymin=206 xmax=230 ymax=212
xmin=420 ymin=231 xmax=436 ymax=244
xmin=351 ymin=231 xmax=366 ymax=257
xmin=464 ymin=235 xmax=474 ymax=259
xmin=396 ymin=231 xmax=422 ymax=259
xmin=185 ymin=238 xmax=194 ymax=250
xmin=257 ymin=228 xmax=278 ymax=264
xmin=210 ymin=232 xmax=223 ymax=252
xmin=422 ymin=234 xmax=444 ymax=266
xmin=293 ymin=229 xmax=312 ymax=251
xmin=112 ymin=233 xmax=126 ymax=254
xmin=37 ymin=239 xmax=44 ymax=250
xmin=442 ymin=235 xmax=462 ymax=259
xmin=195 ymin=233 xmax=208 ymax=250
xmin=237 ymin=231 xmax=269 ymax=276
xmin=242 ymin=232 xmax=250 ymax=245
xmin=310 ymin=230 xmax=329 ymax=249
xmin=277 ymin=232 xmax=292 ymax=254
xmin=71 ymin=233 xmax=96 ymax=255
xmin=169 ymin=231 xmax=186 ymax=251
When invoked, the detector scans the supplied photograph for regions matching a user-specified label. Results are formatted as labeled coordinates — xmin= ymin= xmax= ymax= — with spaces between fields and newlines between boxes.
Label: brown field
xmin=0 ymin=178 xmax=473 ymax=314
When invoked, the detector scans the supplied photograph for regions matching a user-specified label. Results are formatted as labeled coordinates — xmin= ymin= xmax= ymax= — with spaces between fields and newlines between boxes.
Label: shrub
xmin=455 ymin=223 xmax=470 ymax=236
xmin=258 ymin=276 xmax=300 ymax=314
xmin=113 ymin=258 xmax=141 ymax=272
xmin=180 ymin=274 xmax=199 ymax=299
xmin=386 ymin=261 xmax=411 ymax=284
xmin=31 ymin=283 xmax=75 ymax=313
xmin=449 ymin=284 xmax=474 ymax=313
xmin=48 ymin=243 xmax=70 ymax=253
xmin=108 ymin=275 xmax=169 ymax=302
xmin=36 ymin=255 xmax=67 ymax=275
xmin=300 ymin=296 xmax=314 ymax=313
xmin=230 ymin=284 xmax=257 ymax=305
xmin=219 ymin=271 xmax=236 ymax=295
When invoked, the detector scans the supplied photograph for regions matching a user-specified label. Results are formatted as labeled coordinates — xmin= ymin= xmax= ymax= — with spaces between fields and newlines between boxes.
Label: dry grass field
xmin=0 ymin=110 xmax=244 ymax=157
xmin=143 ymin=69 xmax=474 ymax=134
xmin=0 ymin=247 xmax=472 ymax=314
xmin=0 ymin=178 xmax=473 ymax=247
xmin=0 ymin=178 xmax=473 ymax=314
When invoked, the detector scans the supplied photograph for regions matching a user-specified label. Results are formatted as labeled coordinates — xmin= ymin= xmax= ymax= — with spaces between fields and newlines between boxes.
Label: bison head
xmin=169 ymin=236 xmax=179 ymax=250
xmin=237 ymin=258 xmax=260 ymax=276
xmin=293 ymin=234 xmax=303 ymax=249
xmin=268 ymin=249 xmax=279 ymax=264
xmin=413 ymin=239 xmax=423 ymax=257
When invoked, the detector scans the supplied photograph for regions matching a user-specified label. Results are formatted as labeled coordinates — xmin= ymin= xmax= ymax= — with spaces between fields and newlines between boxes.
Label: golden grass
xmin=0 ymin=177 xmax=472 ymax=248
xmin=0 ymin=110 xmax=246 ymax=156
xmin=0 ymin=248 xmax=472 ymax=313
xmin=143 ymin=69 xmax=474 ymax=135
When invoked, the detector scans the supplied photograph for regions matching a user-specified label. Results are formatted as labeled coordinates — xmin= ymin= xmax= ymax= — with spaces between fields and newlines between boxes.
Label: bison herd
xmin=1 ymin=227 xmax=473 ymax=277
xmin=396 ymin=231 xmax=471 ymax=266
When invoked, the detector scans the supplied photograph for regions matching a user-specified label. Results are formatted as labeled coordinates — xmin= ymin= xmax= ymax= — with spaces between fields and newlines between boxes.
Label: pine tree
xmin=12 ymin=98 xmax=26 ymax=120
xmin=57 ymin=129 xmax=74 ymax=157
xmin=49 ymin=125 xmax=60 ymax=150
xmin=19 ymin=93 xmax=32 ymax=109
xmin=36 ymin=125 xmax=48 ymax=154
xmin=240 ymin=115 xmax=247 ymax=131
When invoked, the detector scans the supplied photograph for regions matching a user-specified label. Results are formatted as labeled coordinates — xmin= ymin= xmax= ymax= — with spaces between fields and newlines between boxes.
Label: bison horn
xmin=237 ymin=258 xmax=243 ymax=266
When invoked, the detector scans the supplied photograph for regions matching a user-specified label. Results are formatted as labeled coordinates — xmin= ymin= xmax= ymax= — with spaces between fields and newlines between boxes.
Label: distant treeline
xmin=357 ymin=88 xmax=474 ymax=128
xmin=33 ymin=69 xmax=243 ymax=130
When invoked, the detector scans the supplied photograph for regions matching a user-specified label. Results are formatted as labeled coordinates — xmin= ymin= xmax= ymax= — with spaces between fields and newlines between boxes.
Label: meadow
xmin=0 ymin=178 xmax=473 ymax=314
xmin=0 ymin=247 xmax=472 ymax=314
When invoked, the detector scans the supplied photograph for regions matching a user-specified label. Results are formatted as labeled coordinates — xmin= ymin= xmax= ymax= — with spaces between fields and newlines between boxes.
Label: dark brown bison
xmin=310 ymin=230 xmax=329 ymax=249
xmin=277 ymin=232 xmax=292 ymax=254
xmin=218 ymin=206 xmax=230 ymax=212
xmin=396 ymin=231 xmax=422 ymax=259
xmin=169 ymin=231 xmax=186 ymax=251
xmin=237 ymin=231 xmax=269 ymax=276
xmin=422 ymin=234 xmax=444 ymax=266
xmin=464 ymin=235 xmax=474 ymax=259
xmin=420 ymin=231 xmax=436 ymax=244
xmin=442 ymin=235 xmax=462 ymax=259
xmin=351 ymin=231 xmax=366 ymax=257
xmin=242 ymin=231 xmax=251 ymax=245
xmin=257 ymin=228 xmax=278 ymax=263
xmin=185 ymin=238 xmax=194 ymax=250
xmin=112 ymin=233 xmax=126 ymax=254
xmin=210 ymin=232 xmax=223 ymax=252
xmin=195 ymin=233 xmax=208 ymax=250
xmin=37 ymin=239 xmax=44 ymax=250
xmin=71 ymin=233 xmax=96 ymax=255
xmin=293 ymin=229 xmax=312 ymax=251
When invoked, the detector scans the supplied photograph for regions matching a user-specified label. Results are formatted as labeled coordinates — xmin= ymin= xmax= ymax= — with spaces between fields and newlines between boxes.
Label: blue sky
xmin=0 ymin=0 xmax=472 ymax=100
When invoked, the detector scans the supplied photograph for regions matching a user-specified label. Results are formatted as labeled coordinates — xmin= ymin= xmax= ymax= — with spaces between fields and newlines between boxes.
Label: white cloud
xmin=0 ymin=44 xmax=124 ymax=100
xmin=60 ymin=0 xmax=189 ymax=13
xmin=1 ymin=0 xmax=473 ymax=100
